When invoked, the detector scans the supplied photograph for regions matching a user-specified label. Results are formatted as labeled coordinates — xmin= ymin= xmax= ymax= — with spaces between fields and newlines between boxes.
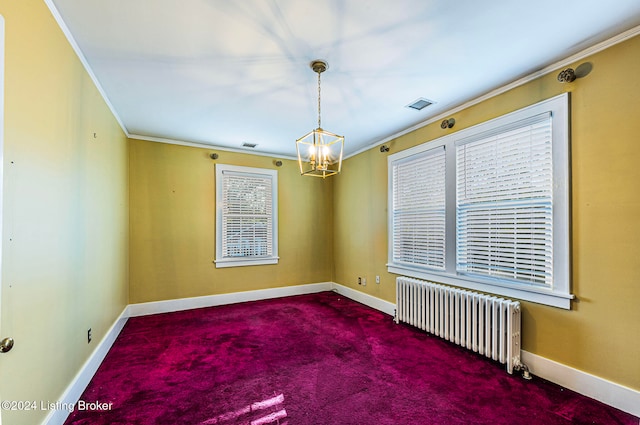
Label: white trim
xmin=126 ymin=283 xmax=333 ymax=317
xmin=346 ymin=24 xmax=640 ymax=160
xmin=331 ymin=283 xmax=396 ymax=317
xmin=215 ymin=164 xmax=279 ymax=268
xmin=44 ymin=283 xmax=333 ymax=425
xmin=0 ymin=18 xmax=7 ymax=425
xmin=387 ymin=266 xmax=572 ymax=310
xmin=43 ymin=0 xmax=129 ymax=136
xmin=213 ymin=257 xmax=280 ymax=268
xmin=130 ymin=134 xmax=298 ymax=161
xmin=40 ymin=284 xmax=639 ymax=423
xmin=143 ymin=21 xmax=638 ymax=161
xmin=387 ymin=94 xmax=572 ymax=309
xmin=0 ymin=13 xmax=4 ymax=334
xmin=127 ymin=282 xmax=396 ymax=319
xmin=521 ymin=350 xmax=640 ymax=418
xmin=43 ymin=309 xmax=128 ymax=425
xmin=330 ymin=285 xmax=639 ymax=418
xmin=42 ymin=0 xmax=640 ymax=160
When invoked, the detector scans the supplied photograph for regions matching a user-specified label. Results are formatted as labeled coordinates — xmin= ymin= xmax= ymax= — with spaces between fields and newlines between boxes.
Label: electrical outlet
xmin=376 ymin=275 xmax=380 ymax=284
xmin=357 ymin=277 xmax=362 ymax=285
xmin=362 ymin=277 xmax=367 ymax=286
xmin=87 ymin=328 xmax=92 ymax=344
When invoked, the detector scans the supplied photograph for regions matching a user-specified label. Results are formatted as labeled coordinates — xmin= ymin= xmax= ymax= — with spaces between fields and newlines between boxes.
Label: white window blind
xmin=456 ymin=114 xmax=553 ymax=287
xmin=391 ymin=146 xmax=446 ymax=270
xmin=215 ymin=165 xmax=278 ymax=268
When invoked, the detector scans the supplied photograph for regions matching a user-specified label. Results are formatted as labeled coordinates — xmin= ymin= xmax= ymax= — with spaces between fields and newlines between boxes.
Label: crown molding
xmin=44 ymin=0 xmax=130 ymax=137
xmin=129 ymin=134 xmax=298 ymax=161
xmin=345 ymin=24 xmax=640 ymax=160
xmin=44 ymin=0 xmax=639 ymax=161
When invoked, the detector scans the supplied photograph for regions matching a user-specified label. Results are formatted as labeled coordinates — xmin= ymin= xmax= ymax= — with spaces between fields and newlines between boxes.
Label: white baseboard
xmin=43 ymin=283 xmax=639 ymax=424
xmin=334 ymin=284 xmax=640 ymax=418
xmin=42 ymin=283 xmax=332 ymax=425
xmin=330 ymin=283 xmax=396 ymax=317
xmin=125 ymin=282 xmax=333 ymax=317
xmin=44 ymin=309 xmax=129 ymax=425
xmin=521 ymin=350 xmax=640 ymax=418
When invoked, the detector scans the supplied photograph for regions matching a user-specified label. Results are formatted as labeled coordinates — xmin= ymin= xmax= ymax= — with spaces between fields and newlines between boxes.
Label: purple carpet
xmin=64 ymin=292 xmax=636 ymax=424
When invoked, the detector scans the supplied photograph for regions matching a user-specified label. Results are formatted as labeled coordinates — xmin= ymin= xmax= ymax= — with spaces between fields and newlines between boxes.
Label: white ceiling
xmin=50 ymin=0 xmax=640 ymax=158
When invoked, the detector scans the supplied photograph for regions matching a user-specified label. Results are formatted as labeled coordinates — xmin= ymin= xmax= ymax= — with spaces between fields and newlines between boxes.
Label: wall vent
xmin=406 ymin=98 xmax=435 ymax=111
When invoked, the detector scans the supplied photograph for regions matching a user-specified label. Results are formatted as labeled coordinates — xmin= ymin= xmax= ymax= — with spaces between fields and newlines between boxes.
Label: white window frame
xmin=388 ymin=93 xmax=572 ymax=309
xmin=215 ymin=164 xmax=278 ymax=268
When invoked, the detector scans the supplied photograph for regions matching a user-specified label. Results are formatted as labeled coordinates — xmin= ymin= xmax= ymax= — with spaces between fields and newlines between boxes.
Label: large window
xmin=388 ymin=94 xmax=572 ymax=308
xmin=215 ymin=164 xmax=278 ymax=268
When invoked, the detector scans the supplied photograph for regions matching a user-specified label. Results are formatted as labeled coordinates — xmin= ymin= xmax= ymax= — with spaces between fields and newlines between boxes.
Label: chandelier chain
xmin=317 ymin=71 xmax=322 ymax=129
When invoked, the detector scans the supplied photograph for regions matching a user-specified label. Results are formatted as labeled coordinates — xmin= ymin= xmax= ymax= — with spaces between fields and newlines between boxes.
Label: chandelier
xmin=296 ymin=60 xmax=344 ymax=178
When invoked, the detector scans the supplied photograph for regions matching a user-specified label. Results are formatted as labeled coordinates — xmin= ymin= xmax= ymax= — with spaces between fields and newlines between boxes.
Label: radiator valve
xmin=514 ymin=363 xmax=533 ymax=380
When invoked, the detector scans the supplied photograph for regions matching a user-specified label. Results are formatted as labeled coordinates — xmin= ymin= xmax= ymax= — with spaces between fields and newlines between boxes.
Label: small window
xmin=215 ymin=164 xmax=278 ymax=268
xmin=388 ymin=94 xmax=572 ymax=309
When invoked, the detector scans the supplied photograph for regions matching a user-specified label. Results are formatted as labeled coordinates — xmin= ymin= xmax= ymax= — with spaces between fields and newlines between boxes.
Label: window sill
xmin=387 ymin=264 xmax=573 ymax=309
xmin=215 ymin=257 xmax=279 ymax=268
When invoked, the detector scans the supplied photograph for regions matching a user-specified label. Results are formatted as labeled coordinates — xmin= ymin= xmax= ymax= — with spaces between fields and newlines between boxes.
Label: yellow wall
xmin=128 ymin=140 xmax=333 ymax=303
xmin=334 ymin=35 xmax=640 ymax=390
xmin=0 ymin=2 xmax=129 ymax=425
xmin=1 ymin=3 xmax=639 ymax=424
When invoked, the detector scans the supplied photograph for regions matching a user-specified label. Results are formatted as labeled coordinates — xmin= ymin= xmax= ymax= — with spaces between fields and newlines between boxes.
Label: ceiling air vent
xmin=242 ymin=142 xmax=258 ymax=148
xmin=406 ymin=98 xmax=435 ymax=111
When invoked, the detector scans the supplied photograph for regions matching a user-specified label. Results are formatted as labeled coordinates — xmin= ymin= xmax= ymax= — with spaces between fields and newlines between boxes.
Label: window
xmin=391 ymin=146 xmax=446 ymax=270
xmin=388 ymin=94 xmax=572 ymax=308
xmin=215 ymin=164 xmax=278 ymax=268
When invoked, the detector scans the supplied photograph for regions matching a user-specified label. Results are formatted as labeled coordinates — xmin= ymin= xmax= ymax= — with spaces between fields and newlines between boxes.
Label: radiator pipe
xmin=515 ymin=363 xmax=532 ymax=380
